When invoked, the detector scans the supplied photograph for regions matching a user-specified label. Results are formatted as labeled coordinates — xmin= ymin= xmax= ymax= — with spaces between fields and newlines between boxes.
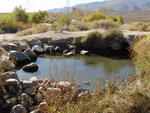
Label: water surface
xmin=16 ymin=55 xmax=135 ymax=90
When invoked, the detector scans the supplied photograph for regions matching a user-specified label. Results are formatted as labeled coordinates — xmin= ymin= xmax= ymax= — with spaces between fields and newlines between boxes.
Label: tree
xmin=13 ymin=6 xmax=29 ymax=23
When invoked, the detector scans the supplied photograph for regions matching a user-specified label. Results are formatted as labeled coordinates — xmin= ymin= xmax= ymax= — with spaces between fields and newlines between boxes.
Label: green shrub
xmin=71 ymin=21 xmax=89 ymax=31
xmin=128 ymin=22 xmax=150 ymax=31
xmin=81 ymin=29 xmax=125 ymax=50
xmin=51 ymin=15 xmax=71 ymax=29
xmin=117 ymin=16 xmax=124 ymax=24
xmin=81 ymin=31 xmax=103 ymax=49
xmin=82 ymin=13 xmax=106 ymax=22
xmin=131 ymin=36 xmax=150 ymax=74
xmin=0 ymin=14 xmax=23 ymax=33
xmin=31 ymin=11 xmax=48 ymax=23
xmin=13 ymin=6 xmax=29 ymax=23
xmin=90 ymin=19 xmax=118 ymax=29
xmin=16 ymin=24 xmax=51 ymax=36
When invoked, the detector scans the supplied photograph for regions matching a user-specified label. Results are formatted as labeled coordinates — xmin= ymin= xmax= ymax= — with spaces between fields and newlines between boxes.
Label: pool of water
xmin=16 ymin=55 xmax=135 ymax=90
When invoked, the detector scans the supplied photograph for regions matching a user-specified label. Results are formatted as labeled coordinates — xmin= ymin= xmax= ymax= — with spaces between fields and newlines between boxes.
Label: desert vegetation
xmin=128 ymin=22 xmax=150 ymax=32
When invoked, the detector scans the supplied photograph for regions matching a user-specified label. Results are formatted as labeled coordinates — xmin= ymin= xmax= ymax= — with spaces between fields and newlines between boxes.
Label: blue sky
xmin=0 ymin=0 xmax=105 ymax=13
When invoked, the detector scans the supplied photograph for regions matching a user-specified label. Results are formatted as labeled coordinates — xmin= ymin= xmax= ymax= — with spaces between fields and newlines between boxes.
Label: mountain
xmin=48 ymin=0 xmax=150 ymax=12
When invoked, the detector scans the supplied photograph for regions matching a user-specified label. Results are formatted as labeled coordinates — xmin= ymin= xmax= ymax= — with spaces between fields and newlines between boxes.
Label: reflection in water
xmin=16 ymin=55 xmax=135 ymax=90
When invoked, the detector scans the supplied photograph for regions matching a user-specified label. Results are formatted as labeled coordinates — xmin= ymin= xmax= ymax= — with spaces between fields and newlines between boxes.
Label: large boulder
xmin=23 ymin=63 xmax=38 ymax=73
xmin=9 ymin=51 xmax=31 ymax=65
xmin=15 ymin=41 xmax=30 ymax=51
xmin=43 ymin=45 xmax=55 ymax=55
xmin=10 ymin=104 xmax=27 ymax=113
xmin=28 ymin=39 xmax=42 ymax=47
xmin=32 ymin=45 xmax=45 ymax=55
xmin=1 ymin=42 xmax=21 ymax=52
xmin=24 ymin=48 xmax=37 ymax=61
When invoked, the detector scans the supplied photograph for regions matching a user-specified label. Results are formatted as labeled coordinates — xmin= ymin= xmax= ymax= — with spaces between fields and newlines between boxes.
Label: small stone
xmin=38 ymin=102 xmax=48 ymax=111
xmin=23 ymin=63 xmax=38 ymax=73
xmin=24 ymin=48 xmax=37 ymax=61
xmin=80 ymin=50 xmax=89 ymax=55
xmin=68 ymin=45 xmax=76 ymax=50
xmin=24 ymin=86 xmax=37 ymax=96
xmin=10 ymin=104 xmax=27 ymax=113
xmin=34 ymin=92 xmax=43 ymax=103
xmin=21 ymin=93 xmax=34 ymax=106
xmin=6 ymin=79 xmax=19 ymax=86
xmin=32 ymin=45 xmax=45 ymax=55
xmin=57 ymin=81 xmax=71 ymax=88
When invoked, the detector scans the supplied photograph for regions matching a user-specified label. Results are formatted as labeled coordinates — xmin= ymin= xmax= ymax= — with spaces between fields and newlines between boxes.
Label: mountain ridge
xmin=48 ymin=0 xmax=150 ymax=13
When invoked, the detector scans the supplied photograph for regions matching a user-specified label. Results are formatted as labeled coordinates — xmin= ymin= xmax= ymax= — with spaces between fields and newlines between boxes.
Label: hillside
xmin=48 ymin=0 xmax=150 ymax=12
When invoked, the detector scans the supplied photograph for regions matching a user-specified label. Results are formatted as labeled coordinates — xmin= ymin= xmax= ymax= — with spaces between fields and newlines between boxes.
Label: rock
xmin=1 ymin=42 xmax=21 ymax=52
xmin=8 ymin=86 xmax=18 ymax=93
xmin=78 ymin=91 xmax=90 ymax=98
xmin=57 ymin=81 xmax=71 ymax=88
xmin=63 ymin=49 xmax=69 ymax=54
xmin=16 ymin=41 xmax=29 ymax=51
xmin=80 ymin=50 xmax=89 ymax=55
xmin=43 ymin=45 xmax=55 ymax=54
xmin=0 ymin=72 xmax=18 ymax=81
xmin=32 ymin=45 xmax=45 ymax=55
xmin=24 ymin=48 xmax=37 ymax=61
xmin=34 ymin=92 xmax=43 ymax=103
xmin=24 ymin=86 xmax=37 ymax=96
xmin=55 ymin=46 xmax=62 ymax=53
xmin=0 ymin=54 xmax=15 ymax=71
xmin=21 ymin=93 xmax=34 ymax=106
xmin=64 ymin=51 xmax=75 ymax=57
xmin=38 ymin=102 xmax=48 ymax=111
xmin=10 ymin=104 xmax=27 ymax=113
xmin=28 ymin=39 xmax=42 ymax=47
xmin=6 ymin=79 xmax=19 ymax=86
xmin=23 ymin=63 xmax=38 ymax=73
xmin=21 ymin=79 xmax=39 ymax=89
xmin=9 ymin=51 xmax=31 ymax=65
xmin=68 ymin=45 xmax=76 ymax=50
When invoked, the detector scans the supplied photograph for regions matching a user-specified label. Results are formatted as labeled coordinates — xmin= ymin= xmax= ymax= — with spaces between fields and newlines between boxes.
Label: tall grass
xmin=131 ymin=35 xmax=150 ymax=74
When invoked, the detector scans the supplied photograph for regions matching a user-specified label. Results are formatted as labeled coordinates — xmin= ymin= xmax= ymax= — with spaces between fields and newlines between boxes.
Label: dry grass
xmin=128 ymin=22 xmax=150 ymax=32
xmin=16 ymin=24 xmax=51 ymax=36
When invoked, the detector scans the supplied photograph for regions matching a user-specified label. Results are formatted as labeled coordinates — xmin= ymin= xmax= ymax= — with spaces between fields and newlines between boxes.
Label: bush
xmin=128 ymin=22 xmax=150 ymax=31
xmin=90 ymin=19 xmax=118 ymax=29
xmin=81 ymin=31 xmax=103 ymax=49
xmin=82 ymin=13 xmax=106 ymax=22
xmin=51 ymin=15 xmax=71 ymax=30
xmin=81 ymin=29 xmax=125 ymax=50
xmin=131 ymin=36 xmax=150 ymax=74
xmin=16 ymin=24 xmax=51 ymax=36
xmin=31 ymin=11 xmax=48 ymax=23
xmin=71 ymin=21 xmax=89 ymax=31
xmin=117 ymin=16 xmax=124 ymax=24
xmin=13 ymin=6 xmax=29 ymax=23
xmin=0 ymin=14 xmax=27 ymax=33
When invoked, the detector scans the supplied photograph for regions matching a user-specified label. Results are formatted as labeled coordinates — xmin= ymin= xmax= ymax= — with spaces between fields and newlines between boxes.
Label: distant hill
xmin=48 ymin=0 xmax=150 ymax=12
